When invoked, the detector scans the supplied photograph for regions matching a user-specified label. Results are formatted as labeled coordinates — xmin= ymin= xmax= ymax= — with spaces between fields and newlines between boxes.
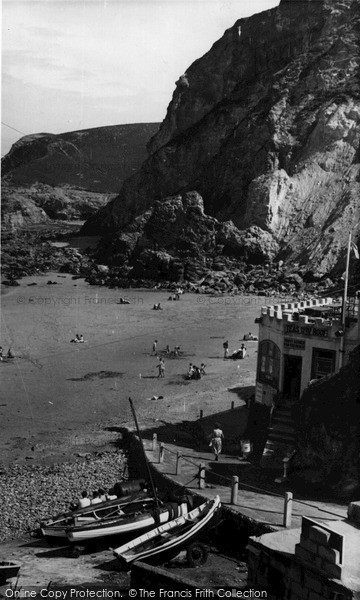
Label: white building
xmin=255 ymin=296 xmax=359 ymax=407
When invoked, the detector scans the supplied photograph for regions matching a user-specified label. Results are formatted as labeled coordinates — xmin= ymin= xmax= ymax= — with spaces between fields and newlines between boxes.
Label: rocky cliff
xmin=84 ymin=0 xmax=360 ymax=278
xmin=1 ymin=123 xmax=159 ymax=227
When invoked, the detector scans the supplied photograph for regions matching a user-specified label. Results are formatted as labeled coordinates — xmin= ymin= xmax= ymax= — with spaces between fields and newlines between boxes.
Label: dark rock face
xmin=84 ymin=0 xmax=360 ymax=277
xmin=1 ymin=123 xmax=159 ymax=227
xmin=295 ymin=345 xmax=360 ymax=499
xmin=95 ymin=191 xmax=266 ymax=278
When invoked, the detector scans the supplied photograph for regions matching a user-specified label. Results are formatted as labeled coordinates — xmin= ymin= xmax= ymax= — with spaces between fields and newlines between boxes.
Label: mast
xmin=339 ymin=232 xmax=352 ymax=369
xmin=128 ymin=397 xmax=161 ymax=513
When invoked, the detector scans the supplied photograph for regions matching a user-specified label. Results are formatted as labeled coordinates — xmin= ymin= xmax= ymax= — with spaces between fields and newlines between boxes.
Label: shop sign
xmin=285 ymin=324 xmax=329 ymax=338
xmin=284 ymin=337 xmax=306 ymax=350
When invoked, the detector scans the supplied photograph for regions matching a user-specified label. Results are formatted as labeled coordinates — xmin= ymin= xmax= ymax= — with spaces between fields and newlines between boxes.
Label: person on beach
xmin=209 ymin=423 xmax=224 ymax=461
xmin=0 ymin=347 xmax=3 ymax=361
xmin=98 ymin=488 xmax=107 ymax=502
xmin=78 ymin=491 xmax=91 ymax=508
xmin=157 ymin=358 xmax=165 ymax=378
xmin=200 ymin=363 xmax=206 ymax=376
xmin=107 ymin=488 xmax=117 ymax=500
xmin=240 ymin=343 xmax=247 ymax=359
xmin=152 ymin=340 xmax=158 ymax=354
xmin=166 ymin=345 xmax=170 ymax=354
xmin=187 ymin=363 xmax=194 ymax=379
xmin=91 ymin=491 xmax=102 ymax=505
xmin=223 ymin=341 xmax=229 ymax=359
xmin=7 ymin=348 xmax=14 ymax=359
xmin=193 ymin=366 xmax=201 ymax=379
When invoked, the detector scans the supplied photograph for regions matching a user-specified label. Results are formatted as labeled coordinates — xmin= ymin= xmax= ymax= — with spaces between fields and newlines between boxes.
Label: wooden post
xmin=152 ymin=433 xmax=158 ymax=451
xmin=231 ymin=400 xmax=235 ymax=410
xmin=176 ymin=451 xmax=182 ymax=475
xmin=200 ymin=409 xmax=203 ymax=419
xmin=231 ymin=475 xmax=239 ymax=505
xmin=198 ymin=463 xmax=205 ymax=489
xmin=159 ymin=442 xmax=165 ymax=464
xmin=283 ymin=491 xmax=293 ymax=528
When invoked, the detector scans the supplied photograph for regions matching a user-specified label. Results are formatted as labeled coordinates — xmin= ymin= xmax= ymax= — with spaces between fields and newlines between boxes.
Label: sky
xmin=1 ymin=0 xmax=279 ymax=156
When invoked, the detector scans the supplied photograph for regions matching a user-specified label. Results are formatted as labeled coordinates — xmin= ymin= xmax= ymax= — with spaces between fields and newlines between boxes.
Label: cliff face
xmin=1 ymin=123 xmax=159 ymax=227
xmin=84 ymin=0 xmax=360 ymax=276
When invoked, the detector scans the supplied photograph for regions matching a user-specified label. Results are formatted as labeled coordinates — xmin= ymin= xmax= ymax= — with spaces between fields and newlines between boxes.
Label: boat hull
xmin=0 ymin=562 xmax=21 ymax=583
xmin=41 ymin=491 xmax=150 ymax=540
xmin=113 ymin=496 xmax=221 ymax=566
xmin=67 ymin=502 xmax=189 ymax=543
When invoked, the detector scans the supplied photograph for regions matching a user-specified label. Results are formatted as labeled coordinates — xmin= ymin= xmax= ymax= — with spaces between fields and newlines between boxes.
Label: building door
xmin=283 ymin=355 xmax=302 ymax=402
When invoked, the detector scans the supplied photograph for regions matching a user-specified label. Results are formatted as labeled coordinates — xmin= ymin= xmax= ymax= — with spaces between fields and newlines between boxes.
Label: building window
xmin=257 ymin=341 xmax=280 ymax=388
xmin=311 ymin=348 xmax=336 ymax=380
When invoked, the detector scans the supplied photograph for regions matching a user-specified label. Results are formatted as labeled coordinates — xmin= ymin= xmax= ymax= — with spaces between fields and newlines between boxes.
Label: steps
xmin=261 ymin=406 xmax=296 ymax=469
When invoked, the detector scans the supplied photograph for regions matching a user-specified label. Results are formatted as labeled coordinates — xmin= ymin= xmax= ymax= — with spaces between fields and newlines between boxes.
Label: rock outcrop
xmin=84 ymin=0 xmax=360 ymax=277
xmin=1 ymin=123 xmax=159 ymax=227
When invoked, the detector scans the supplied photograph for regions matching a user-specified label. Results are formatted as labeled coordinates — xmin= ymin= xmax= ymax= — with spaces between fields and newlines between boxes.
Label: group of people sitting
xmin=153 ymin=303 xmax=162 ymax=310
xmin=243 ymin=332 xmax=258 ymax=341
xmin=0 ymin=346 xmax=14 ymax=361
xmin=186 ymin=362 xmax=206 ymax=380
xmin=118 ymin=297 xmax=130 ymax=305
xmin=168 ymin=293 xmax=181 ymax=301
xmin=75 ymin=487 xmax=118 ymax=509
xmin=165 ymin=344 xmax=181 ymax=357
xmin=231 ymin=344 xmax=247 ymax=360
xmin=223 ymin=340 xmax=247 ymax=360
xmin=70 ymin=334 xmax=85 ymax=343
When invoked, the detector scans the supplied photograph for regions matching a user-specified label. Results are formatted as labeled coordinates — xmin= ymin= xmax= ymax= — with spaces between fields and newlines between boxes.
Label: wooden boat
xmin=0 ymin=561 xmax=21 ymax=583
xmin=41 ymin=490 xmax=150 ymax=539
xmin=113 ymin=495 xmax=221 ymax=566
xmin=66 ymin=497 xmax=190 ymax=543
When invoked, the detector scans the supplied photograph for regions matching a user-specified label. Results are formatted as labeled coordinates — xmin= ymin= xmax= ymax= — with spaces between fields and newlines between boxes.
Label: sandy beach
xmin=1 ymin=273 xmax=264 ymax=466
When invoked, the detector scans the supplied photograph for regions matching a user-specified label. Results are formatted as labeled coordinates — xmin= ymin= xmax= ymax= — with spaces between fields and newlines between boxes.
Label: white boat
xmin=113 ymin=495 xmax=221 ymax=566
xmin=41 ymin=491 xmax=150 ymax=539
xmin=66 ymin=498 xmax=190 ymax=543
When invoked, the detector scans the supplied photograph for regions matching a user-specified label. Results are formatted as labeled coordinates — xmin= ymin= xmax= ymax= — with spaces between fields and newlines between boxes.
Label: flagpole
xmin=339 ymin=232 xmax=352 ymax=369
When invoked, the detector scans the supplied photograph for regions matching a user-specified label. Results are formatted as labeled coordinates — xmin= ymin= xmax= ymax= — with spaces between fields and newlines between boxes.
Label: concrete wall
xmin=247 ymin=540 xmax=357 ymax=600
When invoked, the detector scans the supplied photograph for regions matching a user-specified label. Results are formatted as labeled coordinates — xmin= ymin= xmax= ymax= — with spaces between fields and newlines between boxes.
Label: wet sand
xmin=1 ymin=273 xmax=263 ymax=465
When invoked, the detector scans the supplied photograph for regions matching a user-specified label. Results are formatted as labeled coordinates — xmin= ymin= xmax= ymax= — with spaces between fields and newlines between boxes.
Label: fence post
xmin=198 ymin=463 xmax=206 ymax=489
xmin=176 ymin=451 xmax=182 ymax=475
xmin=283 ymin=491 xmax=293 ymax=528
xmin=231 ymin=475 xmax=239 ymax=505
xmin=152 ymin=433 xmax=158 ymax=451
xmin=159 ymin=442 xmax=165 ymax=464
xmin=200 ymin=409 xmax=204 ymax=419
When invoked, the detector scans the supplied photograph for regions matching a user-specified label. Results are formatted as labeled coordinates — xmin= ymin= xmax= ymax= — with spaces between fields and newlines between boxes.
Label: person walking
xmin=157 ymin=358 xmax=165 ymax=378
xmin=209 ymin=423 xmax=224 ymax=461
xmin=152 ymin=339 xmax=158 ymax=354
xmin=223 ymin=340 xmax=229 ymax=359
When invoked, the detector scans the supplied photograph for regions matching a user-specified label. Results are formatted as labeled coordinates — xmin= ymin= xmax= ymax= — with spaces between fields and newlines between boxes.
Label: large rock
xmin=83 ymin=0 xmax=360 ymax=277
xmin=94 ymin=191 xmax=279 ymax=283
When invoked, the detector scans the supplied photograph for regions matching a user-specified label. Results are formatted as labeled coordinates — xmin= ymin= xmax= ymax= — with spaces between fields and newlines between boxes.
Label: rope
xmin=157 ymin=445 xmax=345 ymax=518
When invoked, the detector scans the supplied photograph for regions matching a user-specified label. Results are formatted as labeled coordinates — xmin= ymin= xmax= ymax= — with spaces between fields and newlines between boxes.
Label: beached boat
xmin=0 ymin=561 xmax=21 ymax=583
xmin=113 ymin=495 xmax=221 ymax=567
xmin=41 ymin=490 xmax=151 ymax=539
xmin=66 ymin=497 xmax=191 ymax=543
